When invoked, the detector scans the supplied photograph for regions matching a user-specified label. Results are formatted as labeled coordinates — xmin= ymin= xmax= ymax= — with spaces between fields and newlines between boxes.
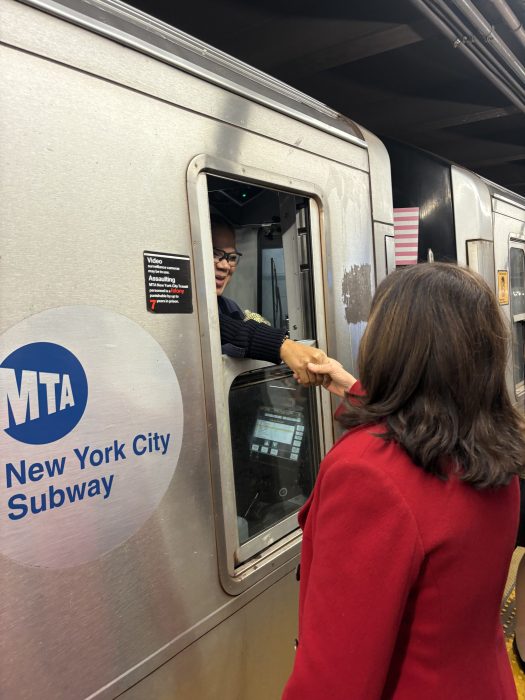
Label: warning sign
xmin=497 ymin=270 xmax=509 ymax=305
xmin=143 ymin=251 xmax=192 ymax=313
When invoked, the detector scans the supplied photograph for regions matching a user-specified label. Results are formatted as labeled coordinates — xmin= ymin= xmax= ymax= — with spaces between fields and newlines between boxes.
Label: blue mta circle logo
xmin=0 ymin=342 xmax=88 ymax=445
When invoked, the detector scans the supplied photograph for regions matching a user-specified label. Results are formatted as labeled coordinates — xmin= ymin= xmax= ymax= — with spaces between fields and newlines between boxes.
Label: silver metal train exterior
xmin=0 ymin=1 xmax=390 ymax=698
xmin=384 ymin=139 xmax=525 ymax=411
xmin=1 ymin=1 xmax=524 ymax=699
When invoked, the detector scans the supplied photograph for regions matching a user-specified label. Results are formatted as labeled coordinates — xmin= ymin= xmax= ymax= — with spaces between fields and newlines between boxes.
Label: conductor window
xmin=207 ymin=175 xmax=316 ymax=340
xmin=207 ymin=174 xmax=322 ymax=564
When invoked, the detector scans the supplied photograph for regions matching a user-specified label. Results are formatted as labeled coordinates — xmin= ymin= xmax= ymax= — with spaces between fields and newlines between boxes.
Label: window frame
xmin=509 ymin=243 xmax=525 ymax=398
xmin=187 ymin=154 xmax=333 ymax=595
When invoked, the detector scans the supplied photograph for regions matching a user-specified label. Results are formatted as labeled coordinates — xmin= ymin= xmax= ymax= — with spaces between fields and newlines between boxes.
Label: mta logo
xmin=0 ymin=342 xmax=88 ymax=444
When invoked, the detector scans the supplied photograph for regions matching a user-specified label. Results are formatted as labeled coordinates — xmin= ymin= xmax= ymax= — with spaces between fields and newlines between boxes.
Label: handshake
xmin=279 ymin=340 xmax=356 ymax=396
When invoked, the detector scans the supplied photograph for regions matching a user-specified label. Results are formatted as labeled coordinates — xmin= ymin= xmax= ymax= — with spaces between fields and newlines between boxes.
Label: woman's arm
xmin=293 ymin=357 xmax=357 ymax=396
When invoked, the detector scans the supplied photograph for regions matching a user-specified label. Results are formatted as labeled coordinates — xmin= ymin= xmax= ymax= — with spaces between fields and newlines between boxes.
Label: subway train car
xmin=385 ymin=139 xmax=525 ymax=412
xmin=0 ymin=0 xmax=393 ymax=698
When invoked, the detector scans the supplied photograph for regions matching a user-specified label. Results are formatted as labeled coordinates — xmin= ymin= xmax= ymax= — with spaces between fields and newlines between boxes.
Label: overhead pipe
xmin=488 ymin=0 xmax=525 ymax=51
xmin=449 ymin=0 xmax=525 ymax=82
xmin=410 ymin=0 xmax=525 ymax=113
xmin=430 ymin=0 xmax=525 ymax=99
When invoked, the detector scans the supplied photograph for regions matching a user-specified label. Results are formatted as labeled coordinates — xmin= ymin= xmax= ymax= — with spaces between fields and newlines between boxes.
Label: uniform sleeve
xmin=219 ymin=312 xmax=287 ymax=364
xmin=282 ymin=458 xmax=423 ymax=700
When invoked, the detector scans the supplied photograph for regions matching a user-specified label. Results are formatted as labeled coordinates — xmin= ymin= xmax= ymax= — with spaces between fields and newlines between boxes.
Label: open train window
xmin=509 ymin=246 xmax=525 ymax=397
xmin=188 ymin=155 xmax=331 ymax=594
xmin=207 ymin=174 xmax=321 ymax=565
xmin=207 ymin=175 xmax=316 ymax=340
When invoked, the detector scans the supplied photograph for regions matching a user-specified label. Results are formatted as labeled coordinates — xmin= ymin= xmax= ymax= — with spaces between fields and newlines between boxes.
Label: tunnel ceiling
xmin=127 ymin=0 xmax=525 ymax=195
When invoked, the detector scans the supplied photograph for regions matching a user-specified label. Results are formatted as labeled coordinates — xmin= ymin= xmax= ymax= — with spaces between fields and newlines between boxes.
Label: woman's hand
xmin=298 ymin=358 xmax=357 ymax=397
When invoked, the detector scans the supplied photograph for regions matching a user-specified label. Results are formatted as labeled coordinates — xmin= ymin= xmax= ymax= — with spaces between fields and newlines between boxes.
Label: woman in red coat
xmin=282 ymin=263 xmax=525 ymax=700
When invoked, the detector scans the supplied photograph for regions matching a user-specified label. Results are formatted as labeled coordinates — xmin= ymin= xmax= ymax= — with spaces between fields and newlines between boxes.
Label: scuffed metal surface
xmin=341 ymin=263 xmax=372 ymax=324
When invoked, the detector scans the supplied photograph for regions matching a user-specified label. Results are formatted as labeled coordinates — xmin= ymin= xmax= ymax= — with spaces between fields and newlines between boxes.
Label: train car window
xmin=229 ymin=366 xmax=319 ymax=556
xmin=509 ymin=246 xmax=525 ymax=396
xmin=202 ymin=170 xmax=327 ymax=576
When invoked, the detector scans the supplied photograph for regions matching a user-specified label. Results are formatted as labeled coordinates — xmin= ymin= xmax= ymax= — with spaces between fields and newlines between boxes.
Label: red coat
xmin=282 ymin=393 xmax=519 ymax=699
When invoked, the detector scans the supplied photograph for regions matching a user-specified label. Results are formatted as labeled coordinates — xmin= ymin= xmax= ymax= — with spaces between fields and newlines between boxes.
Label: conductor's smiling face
xmin=212 ymin=224 xmax=237 ymax=297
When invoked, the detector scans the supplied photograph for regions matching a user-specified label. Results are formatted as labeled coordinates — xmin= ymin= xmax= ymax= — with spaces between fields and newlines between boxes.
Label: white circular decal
xmin=0 ymin=306 xmax=183 ymax=568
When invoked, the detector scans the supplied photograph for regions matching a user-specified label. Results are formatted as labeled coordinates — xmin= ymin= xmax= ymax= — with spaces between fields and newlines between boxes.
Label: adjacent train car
xmin=385 ymin=139 xmax=525 ymax=411
xmin=0 ymin=1 xmax=393 ymax=698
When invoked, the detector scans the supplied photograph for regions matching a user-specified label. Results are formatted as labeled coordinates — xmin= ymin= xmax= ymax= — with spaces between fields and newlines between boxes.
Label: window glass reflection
xmin=229 ymin=366 xmax=319 ymax=544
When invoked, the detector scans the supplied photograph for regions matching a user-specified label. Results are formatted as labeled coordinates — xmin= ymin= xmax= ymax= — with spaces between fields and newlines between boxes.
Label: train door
xmin=188 ymin=156 xmax=332 ymax=594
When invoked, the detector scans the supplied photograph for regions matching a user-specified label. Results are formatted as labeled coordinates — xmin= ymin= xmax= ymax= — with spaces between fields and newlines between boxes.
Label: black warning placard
xmin=143 ymin=251 xmax=192 ymax=313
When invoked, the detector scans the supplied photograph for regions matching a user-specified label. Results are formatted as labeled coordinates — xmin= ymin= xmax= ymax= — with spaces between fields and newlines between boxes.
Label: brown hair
xmin=338 ymin=263 xmax=525 ymax=488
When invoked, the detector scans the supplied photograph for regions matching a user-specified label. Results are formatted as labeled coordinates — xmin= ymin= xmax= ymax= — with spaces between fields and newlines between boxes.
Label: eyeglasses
xmin=213 ymin=247 xmax=242 ymax=266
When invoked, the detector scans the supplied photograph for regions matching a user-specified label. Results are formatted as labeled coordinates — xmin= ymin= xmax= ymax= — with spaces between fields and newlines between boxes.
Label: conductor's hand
xmin=279 ymin=340 xmax=327 ymax=386
xmin=305 ymin=358 xmax=357 ymax=397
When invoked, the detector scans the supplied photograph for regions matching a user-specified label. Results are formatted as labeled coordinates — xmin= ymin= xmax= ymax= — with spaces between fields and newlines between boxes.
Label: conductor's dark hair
xmin=338 ymin=263 xmax=525 ymax=488
xmin=210 ymin=213 xmax=235 ymax=234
